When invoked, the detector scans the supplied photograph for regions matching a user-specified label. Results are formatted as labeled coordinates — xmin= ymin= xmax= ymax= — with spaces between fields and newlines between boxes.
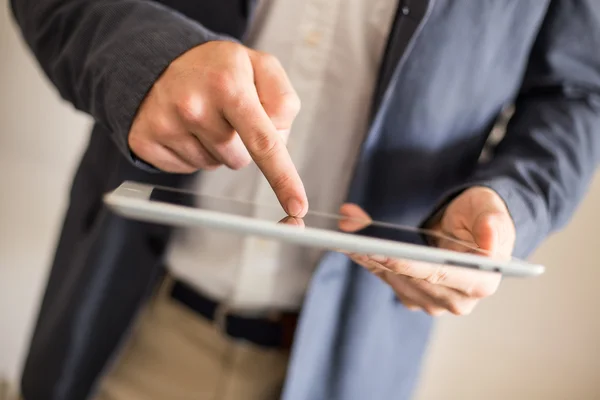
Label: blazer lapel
xmin=370 ymin=0 xmax=432 ymax=118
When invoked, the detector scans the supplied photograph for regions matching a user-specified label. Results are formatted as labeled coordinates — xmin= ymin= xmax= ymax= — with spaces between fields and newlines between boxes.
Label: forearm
xmin=469 ymin=93 xmax=600 ymax=257
xmin=10 ymin=0 xmax=229 ymax=157
xmin=427 ymin=1 xmax=600 ymax=258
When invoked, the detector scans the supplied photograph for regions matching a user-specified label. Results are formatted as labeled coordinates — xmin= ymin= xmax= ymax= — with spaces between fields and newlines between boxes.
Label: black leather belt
xmin=169 ymin=279 xmax=298 ymax=350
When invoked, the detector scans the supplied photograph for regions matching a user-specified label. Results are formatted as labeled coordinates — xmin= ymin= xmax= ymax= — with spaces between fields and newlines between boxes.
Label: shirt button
xmin=304 ymin=30 xmax=322 ymax=46
xmin=401 ymin=6 xmax=410 ymax=15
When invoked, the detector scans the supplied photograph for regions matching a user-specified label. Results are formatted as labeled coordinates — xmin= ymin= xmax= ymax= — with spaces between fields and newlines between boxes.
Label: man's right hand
xmin=128 ymin=41 xmax=307 ymax=217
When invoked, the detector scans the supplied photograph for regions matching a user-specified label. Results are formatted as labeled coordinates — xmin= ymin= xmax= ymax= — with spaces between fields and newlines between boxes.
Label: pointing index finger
xmin=224 ymin=93 xmax=308 ymax=217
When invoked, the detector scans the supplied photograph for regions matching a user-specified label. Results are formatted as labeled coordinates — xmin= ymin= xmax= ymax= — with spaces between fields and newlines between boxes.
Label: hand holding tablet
xmin=336 ymin=187 xmax=515 ymax=315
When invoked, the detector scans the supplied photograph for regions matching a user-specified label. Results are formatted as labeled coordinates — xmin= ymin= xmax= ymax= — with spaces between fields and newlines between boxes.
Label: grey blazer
xmin=10 ymin=0 xmax=600 ymax=399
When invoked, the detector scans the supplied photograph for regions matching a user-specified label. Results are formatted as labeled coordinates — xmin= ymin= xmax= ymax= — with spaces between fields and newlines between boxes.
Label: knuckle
xmin=176 ymin=94 xmax=206 ymax=126
xmin=226 ymin=91 xmax=251 ymax=113
xmin=233 ymin=155 xmax=252 ymax=170
xmin=228 ymin=42 xmax=251 ymax=62
xmin=269 ymin=171 xmax=293 ymax=193
xmin=150 ymin=114 xmax=179 ymax=138
xmin=213 ymin=135 xmax=252 ymax=170
xmin=257 ymin=52 xmax=282 ymax=69
xmin=212 ymin=71 xmax=238 ymax=94
xmin=434 ymin=293 xmax=455 ymax=311
xmin=247 ymin=131 xmax=279 ymax=161
xmin=424 ymin=266 xmax=449 ymax=285
xmin=178 ymin=141 xmax=207 ymax=169
xmin=227 ymin=152 xmax=252 ymax=170
xmin=272 ymin=92 xmax=301 ymax=119
xmin=388 ymin=259 xmax=412 ymax=275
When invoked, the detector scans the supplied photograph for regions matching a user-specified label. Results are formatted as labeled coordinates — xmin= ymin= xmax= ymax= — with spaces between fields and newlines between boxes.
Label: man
xmin=10 ymin=0 xmax=600 ymax=399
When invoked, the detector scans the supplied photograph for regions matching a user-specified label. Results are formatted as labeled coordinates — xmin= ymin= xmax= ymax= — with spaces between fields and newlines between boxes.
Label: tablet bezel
xmin=103 ymin=181 xmax=545 ymax=278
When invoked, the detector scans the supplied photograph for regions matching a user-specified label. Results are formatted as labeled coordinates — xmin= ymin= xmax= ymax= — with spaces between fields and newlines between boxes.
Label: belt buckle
xmin=213 ymin=302 xmax=232 ymax=334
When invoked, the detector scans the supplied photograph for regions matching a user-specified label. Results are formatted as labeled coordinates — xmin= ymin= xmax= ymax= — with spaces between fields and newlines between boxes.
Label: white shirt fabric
xmin=166 ymin=0 xmax=398 ymax=313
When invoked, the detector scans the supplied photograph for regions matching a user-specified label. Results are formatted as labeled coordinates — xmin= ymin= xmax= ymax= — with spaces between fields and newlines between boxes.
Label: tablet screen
xmin=148 ymin=186 xmax=489 ymax=260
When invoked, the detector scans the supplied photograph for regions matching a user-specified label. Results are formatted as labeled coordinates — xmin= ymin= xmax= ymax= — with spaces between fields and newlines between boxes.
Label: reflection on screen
xmin=149 ymin=186 xmax=491 ymax=259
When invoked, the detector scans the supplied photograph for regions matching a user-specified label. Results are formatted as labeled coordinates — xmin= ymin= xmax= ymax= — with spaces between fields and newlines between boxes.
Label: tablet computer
xmin=103 ymin=181 xmax=545 ymax=278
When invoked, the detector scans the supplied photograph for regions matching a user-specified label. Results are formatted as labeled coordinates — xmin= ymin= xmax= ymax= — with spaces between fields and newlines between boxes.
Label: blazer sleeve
xmin=431 ymin=1 xmax=600 ymax=258
xmin=10 ymin=0 xmax=232 ymax=164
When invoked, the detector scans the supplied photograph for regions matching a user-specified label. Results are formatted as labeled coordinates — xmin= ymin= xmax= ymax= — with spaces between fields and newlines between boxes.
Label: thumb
xmin=472 ymin=212 xmax=508 ymax=253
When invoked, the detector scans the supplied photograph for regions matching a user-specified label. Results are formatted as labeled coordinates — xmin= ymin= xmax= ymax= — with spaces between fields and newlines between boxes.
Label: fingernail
xmin=287 ymin=198 xmax=304 ymax=217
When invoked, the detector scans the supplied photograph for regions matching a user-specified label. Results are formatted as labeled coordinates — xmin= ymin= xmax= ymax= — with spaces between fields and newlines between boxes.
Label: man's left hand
xmin=339 ymin=186 xmax=515 ymax=316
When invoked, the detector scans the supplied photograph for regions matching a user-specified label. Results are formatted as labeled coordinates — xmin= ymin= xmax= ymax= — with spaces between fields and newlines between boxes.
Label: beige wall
xmin=1 ymin=5 xmax=599 ymax=399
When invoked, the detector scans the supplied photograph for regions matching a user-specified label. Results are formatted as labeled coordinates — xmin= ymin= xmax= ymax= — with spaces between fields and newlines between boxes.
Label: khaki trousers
xmin=93 ymin=280 xmax=290 ymax=400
